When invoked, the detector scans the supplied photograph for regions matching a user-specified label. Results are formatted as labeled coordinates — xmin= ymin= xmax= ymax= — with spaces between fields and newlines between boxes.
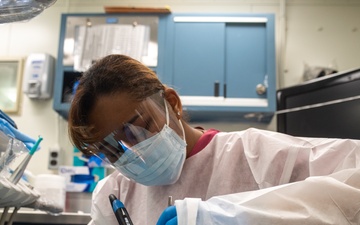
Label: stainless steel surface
xmin=11 ymin=210 xmax=91 ymax=224
xmin=65 ymin=192 xmax=92 ymax=213
xmin=1 ymin=192 xmax=93 ymax=224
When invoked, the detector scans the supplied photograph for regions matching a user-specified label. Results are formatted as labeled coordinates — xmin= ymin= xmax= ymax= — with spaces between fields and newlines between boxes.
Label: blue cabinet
xmin=172 ymin=22 xmax=225 ymax=97
xmin=53 ymin=13 xmax=169 ymax=119
xmin=53 ymin=13 xmax=275 ymax=122
xmin=163 ymin=14 xmax=276 ymax=121
xmin=225 ymin=23 xmax=267 ymax=99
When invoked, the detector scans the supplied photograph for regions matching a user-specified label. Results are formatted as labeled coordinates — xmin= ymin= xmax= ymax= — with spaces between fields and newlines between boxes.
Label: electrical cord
xmin=0 ymin=206 xmax=10 ymax=225
xmin=7 ymin=206 xmax=20 ymax=225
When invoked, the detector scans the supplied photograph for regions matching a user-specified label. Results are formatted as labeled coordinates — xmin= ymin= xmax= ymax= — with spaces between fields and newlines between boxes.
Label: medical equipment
xmin=0 ymin=118 xmax=37 ymax=151
xmin=168 ymin=196 xmax=173 ymax=206
xmin=0 ymin=134 xmax=29 ymax=177
xmin=0 ymin=136 xmax=43 ymax=225
xmin=109 ymin=194 xmax=133 ymax=225
xmin=22 ymin=53 xmax=55 ymax=99
xmin=0 ymin=0 xmax=57 ymax=24
xmin=8 ymin=136 xmax=42 ymax=184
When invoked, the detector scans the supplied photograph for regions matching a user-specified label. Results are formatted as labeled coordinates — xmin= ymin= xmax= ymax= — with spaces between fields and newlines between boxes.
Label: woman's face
xmin=89 ymin=92 xmax=140 ymax=143
xmin=87 ymin=91 xmax=184 ymax=163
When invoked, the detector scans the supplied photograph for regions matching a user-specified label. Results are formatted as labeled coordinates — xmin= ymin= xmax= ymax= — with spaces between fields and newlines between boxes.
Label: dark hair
xmin=68 ymin=54 xmax=165 ymax=153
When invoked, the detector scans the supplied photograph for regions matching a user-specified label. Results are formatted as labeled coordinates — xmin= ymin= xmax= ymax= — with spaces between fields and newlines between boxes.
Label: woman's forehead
xmin=89 ymin=93 xmax=140 ymax=136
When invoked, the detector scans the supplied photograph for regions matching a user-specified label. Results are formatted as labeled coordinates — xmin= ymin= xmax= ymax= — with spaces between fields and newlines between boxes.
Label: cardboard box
xmin=59 ymin=166 xmax=105 ymax=192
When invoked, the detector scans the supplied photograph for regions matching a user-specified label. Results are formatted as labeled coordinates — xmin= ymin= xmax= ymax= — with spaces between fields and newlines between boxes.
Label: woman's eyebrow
xmin=127 ymin=113 xmax=141 ymax=124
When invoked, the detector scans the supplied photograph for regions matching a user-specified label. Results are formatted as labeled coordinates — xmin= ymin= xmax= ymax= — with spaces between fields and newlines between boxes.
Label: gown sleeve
xmin=87 ymin=172 xmax=121 ymax=225
xmin=176 ymin=128 xmax=360 ymax=224
xmin=176 ymin=168 xmax=360 ymax=225
xmin=242 ymin=128 xmax=360 ymax=188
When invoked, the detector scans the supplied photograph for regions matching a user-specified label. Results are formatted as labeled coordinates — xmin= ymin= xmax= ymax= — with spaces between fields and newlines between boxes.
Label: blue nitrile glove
xmin=87 ymin=155 xmax=105 ymax=167
xmin=0 ymin=118 xmax=37 ymax=151
xmin=0 ymin=110 xmax=17 ymax=128
xmin=157 ymin=205 xmax=177 ymax=225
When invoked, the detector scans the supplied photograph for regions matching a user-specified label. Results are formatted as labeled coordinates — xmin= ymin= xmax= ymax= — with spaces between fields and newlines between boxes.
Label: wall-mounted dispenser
xmin=23 ymin=53 xmax=55 ymax=99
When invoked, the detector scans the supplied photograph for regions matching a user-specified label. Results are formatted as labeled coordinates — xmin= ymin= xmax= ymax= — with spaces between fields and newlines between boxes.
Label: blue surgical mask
xmin=113 ymin=123 xmax=186 ymax=186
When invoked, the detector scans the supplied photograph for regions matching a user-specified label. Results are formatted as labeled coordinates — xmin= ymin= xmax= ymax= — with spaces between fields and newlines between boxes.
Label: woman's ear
xmin=164 ymin=88 xmax=182 ymax=118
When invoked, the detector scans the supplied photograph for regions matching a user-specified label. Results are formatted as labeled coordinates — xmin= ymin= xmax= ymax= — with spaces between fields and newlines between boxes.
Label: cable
xmin=0 ymin=206 xmax=10 ymax=225
xmin=7 ymin=206 xmax=20 ymax=225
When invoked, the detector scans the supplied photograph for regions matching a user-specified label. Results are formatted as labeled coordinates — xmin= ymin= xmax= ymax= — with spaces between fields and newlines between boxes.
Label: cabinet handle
xmin=256 ymin=83 xmax=267 ymax=95
xmin=214 ymin=81 xmax=220 ymax=97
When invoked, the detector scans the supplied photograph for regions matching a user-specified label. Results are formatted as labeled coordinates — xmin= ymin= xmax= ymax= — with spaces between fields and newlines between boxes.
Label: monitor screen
xmin=277 ymin=68 xmax=360 ymax=140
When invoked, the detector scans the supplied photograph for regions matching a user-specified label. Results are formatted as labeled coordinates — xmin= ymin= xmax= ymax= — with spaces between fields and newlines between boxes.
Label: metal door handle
xmin=256 ymin=83 xmax=267 ymax=95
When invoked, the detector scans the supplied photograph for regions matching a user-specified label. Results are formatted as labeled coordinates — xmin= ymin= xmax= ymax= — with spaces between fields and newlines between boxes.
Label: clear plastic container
xmin=0 ymin=133 xmax=29 ymax=181
xmin=0 ymin=130 xmax=11 ymax=154
xmin=34 ymin=174 xmax=66 ymax=212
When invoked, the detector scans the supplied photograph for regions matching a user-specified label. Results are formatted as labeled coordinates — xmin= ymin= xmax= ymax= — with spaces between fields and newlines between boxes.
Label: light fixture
xmin=0 ymin=0 xmax=57 ymax=24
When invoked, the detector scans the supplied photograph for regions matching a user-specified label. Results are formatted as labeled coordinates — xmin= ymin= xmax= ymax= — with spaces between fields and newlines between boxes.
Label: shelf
xmin=104 ymin=6 xmax=171 ymax=14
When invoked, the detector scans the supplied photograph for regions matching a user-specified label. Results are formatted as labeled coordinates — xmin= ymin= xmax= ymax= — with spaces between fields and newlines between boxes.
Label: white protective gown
xmin=88 ymin=128 xmax=360 ymax=225
xmin=176 ymin=168 xmax=360 ymax=224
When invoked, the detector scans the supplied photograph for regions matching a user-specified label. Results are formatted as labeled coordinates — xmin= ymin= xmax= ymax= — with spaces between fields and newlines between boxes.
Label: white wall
xmin=0 ymin=0 xmax=359 ymax=175
xmin=284 ymin=2 xmax=360 ymax=86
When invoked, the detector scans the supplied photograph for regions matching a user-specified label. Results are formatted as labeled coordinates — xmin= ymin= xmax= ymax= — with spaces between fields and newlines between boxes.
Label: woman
xmin=68 ymin=54 xmax=360 ymax=225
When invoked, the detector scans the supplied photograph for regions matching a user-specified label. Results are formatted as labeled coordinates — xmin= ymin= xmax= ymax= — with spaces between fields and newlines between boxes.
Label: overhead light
xmin=0 ymin=0 xmax=57 ymax=24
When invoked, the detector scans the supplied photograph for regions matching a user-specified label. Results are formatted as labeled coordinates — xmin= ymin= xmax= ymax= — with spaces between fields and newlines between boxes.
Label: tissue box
xmin=58 ymin=166 xmax=105 ymax=192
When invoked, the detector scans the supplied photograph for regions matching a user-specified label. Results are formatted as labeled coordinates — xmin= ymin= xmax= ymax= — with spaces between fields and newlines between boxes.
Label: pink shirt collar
xmin=188 ymin=128 xmax=220 ymax=158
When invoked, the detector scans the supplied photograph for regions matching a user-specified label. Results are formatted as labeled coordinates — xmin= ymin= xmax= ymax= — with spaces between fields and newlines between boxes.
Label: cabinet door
xmin=173 ymin=22 xmax=225 ymax=96
xmin=168 ymin=15 xmax=275 ymax=121
xmin=54 ymin=13 xmax=164 ymax=119
xmin=225 ymin=23 xmax=267 ymax=99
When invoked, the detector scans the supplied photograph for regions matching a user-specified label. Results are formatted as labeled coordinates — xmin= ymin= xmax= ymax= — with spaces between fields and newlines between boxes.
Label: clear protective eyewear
xmin=89 ymin=91 xmax=183 ymax=164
